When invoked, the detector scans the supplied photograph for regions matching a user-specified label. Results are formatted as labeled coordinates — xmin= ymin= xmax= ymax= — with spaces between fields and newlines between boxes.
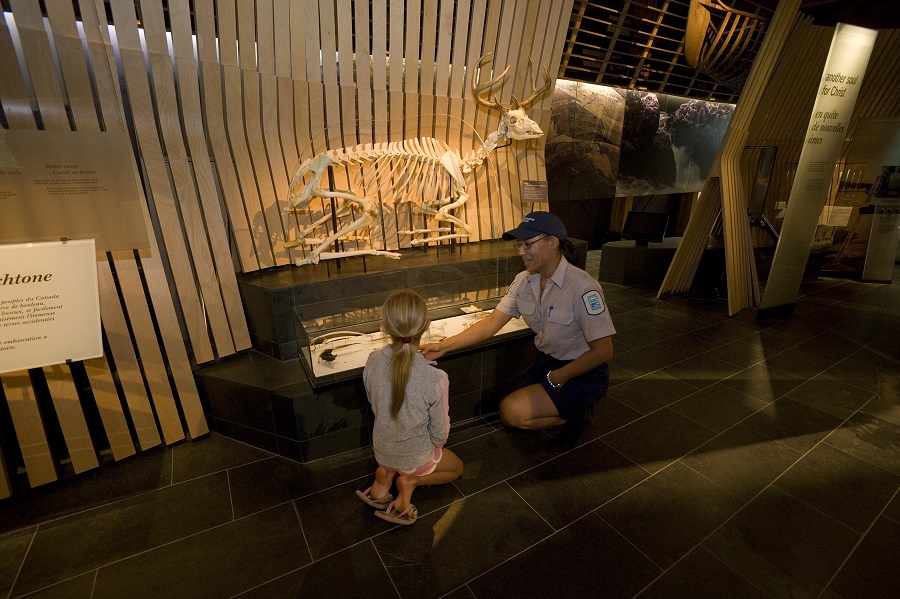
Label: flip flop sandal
xmin=375 ymin=501 xmax=418 ymax=525
xmin=355 ymin=487 xmax=393 ymax=509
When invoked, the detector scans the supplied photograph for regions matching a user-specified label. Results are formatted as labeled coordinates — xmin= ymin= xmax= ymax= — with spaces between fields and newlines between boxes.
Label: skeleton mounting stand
xmin=285 ymin=53 xmax=552 ymax=267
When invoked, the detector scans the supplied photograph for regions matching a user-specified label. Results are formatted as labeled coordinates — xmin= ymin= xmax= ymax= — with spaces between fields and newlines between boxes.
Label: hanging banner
xmin=0 ymin=239 xmax=102 ymax=374
xmin=760 ymin=24 xmax=878 ymax=312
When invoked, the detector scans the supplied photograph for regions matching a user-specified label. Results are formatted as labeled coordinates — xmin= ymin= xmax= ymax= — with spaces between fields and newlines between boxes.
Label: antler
xmin=512 ymin=58 xmax=553 ymax=109
xmin=472 ymin=53 xmax=510 ymax=111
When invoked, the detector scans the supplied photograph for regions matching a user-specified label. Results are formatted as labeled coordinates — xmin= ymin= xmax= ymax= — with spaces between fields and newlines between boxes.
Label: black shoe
xmin=548 ymin=408 xmax=594 ymax=452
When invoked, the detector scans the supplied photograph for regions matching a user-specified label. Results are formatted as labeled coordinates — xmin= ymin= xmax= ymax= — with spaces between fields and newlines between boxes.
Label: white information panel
xmin=0 ymin=239 xmax=102 ymax=374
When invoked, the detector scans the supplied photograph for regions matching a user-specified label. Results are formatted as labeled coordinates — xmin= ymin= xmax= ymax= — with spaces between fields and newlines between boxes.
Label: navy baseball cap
xmin=502 ymin=211 xmax=567 ymax=241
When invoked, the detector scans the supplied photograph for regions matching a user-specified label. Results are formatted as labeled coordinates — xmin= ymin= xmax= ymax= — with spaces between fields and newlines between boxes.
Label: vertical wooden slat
xmin=43 ymin=0 xmax=97 ymax=130
xmin=8 ymin=0 xmax=68 ymax=129
xmin=136 ymin=248 xmax=210 ymax=440
xmin=0 ymin=14 xmax=35 ymax=128
xmin=109 ymin=252 xmax=185 ymax=445
xmin=239 ymin=0 xmax=289 ymax=266
xmin=139 ymin=0 xmax=236 ymax=356
xmin=1 ymin=372 xmax=56 ymax=487
xmin=195 ymin=3 xmax=259 ymax=271
xmin=42 ymin=365 xmax=99 ymax=474
xmin=109 ymin=0 xmax=214 ymax=362
xmin=0 ymin=446 xmax=10 ymax=499
xmin=96 ymin=259 xmax=161 ymax=450
xmin=169 ymin=0 xmax=251 ymax=351
xmin=81 ymin=355 xmax=136 ymax=461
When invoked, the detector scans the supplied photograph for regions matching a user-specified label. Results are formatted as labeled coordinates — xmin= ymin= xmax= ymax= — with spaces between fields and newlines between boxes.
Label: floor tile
xmin=596 ymin=461 xmax=745 ymax=568
xmin=826 ymin=516 xmax=900 ymax=599
xmin=773 ymin=443 xmax=900 ymax=533
xmin=600 ymin=408 xmax=718 ymax=474
xmin=636 ymin=546 xmax=773 ymax=599
xmin=171 ymin=433 xmax=275 ymax=483
xmin=13 ymin=472 xmax=233 ymax=596
xmin=91 ymin=503 xmax=311 ymax=599
xmin=740 ymin=397 xmax=844 ymax=453
xmin=823 ymin=412 xmax=900 ymax=477
xmin=449 ymin=427 xmax=559 ymax=496
xmin=229 ymin=450 xmax=379 ymax=517
xmin=0 ymin=527 xmax=34 ymax=598
xmin=0 ymin=446 xmax=173 ymax=534
xmin=661 ymin=353 xmax=744 ymax=390
xmin=680 ymin=424 xmax=801 ymax=501
xmin=371 ymin=484 xmax=553 ymax=599
xmin=703 ymin=486 xmax=859 ymax=599
xmin=16 ymin=572 xmax=96 ymax=599
xmin=231 ymin=541 xmax=397 ymax=599
xmin=467 ymin=513 xmax=661 ymax=599
xmin=785 ymin=376 xmax=876 ymax=420
xmin=508 ymin=439 xmax=649 ymax=529
xmin=720 ymin=362 xmax=803 ymax=403
xmin=669 ymin=383 xmax=770 ymax=433
xmin=606 ymin=372 xmax=700 ymax=415
xmin=763 ymin=348 xmax=838 ymax=380
xmin=610 ymin=345 xmax=686 ymax=378
xmin=294 ymin=475 xmax=463 ymax=560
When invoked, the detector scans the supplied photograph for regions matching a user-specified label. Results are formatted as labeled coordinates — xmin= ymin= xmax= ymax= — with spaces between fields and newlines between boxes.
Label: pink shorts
xmin=382 ymin=447 xmax=442 ymax=476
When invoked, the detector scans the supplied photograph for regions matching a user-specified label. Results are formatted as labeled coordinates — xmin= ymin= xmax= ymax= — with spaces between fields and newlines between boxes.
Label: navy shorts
xmin=519 ymin=351 xmax=610 ymax=417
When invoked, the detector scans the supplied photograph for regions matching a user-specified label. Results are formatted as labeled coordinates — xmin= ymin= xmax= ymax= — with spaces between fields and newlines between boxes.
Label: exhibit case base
xmin=195 ymin=240 xmax=586 ymax=462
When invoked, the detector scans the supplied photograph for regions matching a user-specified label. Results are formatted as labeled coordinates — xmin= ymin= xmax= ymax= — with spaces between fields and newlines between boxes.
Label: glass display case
xmin=295 ymin=281 xmax=532 ymax=387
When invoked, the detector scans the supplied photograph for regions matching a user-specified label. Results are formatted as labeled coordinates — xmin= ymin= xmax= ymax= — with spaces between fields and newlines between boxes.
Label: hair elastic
xmin=401 ymin=337 xmax=411 ymax=343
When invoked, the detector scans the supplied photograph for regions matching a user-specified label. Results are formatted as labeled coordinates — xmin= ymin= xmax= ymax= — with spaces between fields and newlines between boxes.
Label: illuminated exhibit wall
xmin=545 ymin=80 xmax=735 ymax=201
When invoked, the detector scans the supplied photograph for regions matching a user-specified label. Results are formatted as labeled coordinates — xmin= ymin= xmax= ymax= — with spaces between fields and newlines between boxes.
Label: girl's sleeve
xmin=427 ymin=371 xmax=450 ymax=447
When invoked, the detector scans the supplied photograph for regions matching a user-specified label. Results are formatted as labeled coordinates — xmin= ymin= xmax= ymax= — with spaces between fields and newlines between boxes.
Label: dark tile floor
xmin=1 ymin=256 xmax=898 ymax=599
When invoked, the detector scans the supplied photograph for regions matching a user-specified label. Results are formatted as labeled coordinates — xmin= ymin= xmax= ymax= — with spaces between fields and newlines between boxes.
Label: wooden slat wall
xmin=0 ymin=0 xmax=571 ymax=496
xmin=0 ymin=0 xmax=214 ymax=496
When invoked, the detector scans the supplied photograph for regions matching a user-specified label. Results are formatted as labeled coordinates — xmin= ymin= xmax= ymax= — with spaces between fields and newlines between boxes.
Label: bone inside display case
xmin=296 ymin=278 xmax=532 ymax=387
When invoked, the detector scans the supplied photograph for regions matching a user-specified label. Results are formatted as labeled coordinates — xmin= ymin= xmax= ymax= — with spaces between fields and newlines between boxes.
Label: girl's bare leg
xmin=369 ymin=465 xmax=396 ymax=500
xmin=393 ymin=449 xmax=464 ymax=513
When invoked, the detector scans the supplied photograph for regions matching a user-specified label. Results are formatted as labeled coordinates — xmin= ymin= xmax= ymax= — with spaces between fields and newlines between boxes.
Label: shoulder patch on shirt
xmin=582 ymin=290 xmax=605 ymax=315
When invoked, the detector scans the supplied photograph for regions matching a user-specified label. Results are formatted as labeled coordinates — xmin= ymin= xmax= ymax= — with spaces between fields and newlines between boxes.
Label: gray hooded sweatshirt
xmin=363 ymin=346 xmax=450 ymax=471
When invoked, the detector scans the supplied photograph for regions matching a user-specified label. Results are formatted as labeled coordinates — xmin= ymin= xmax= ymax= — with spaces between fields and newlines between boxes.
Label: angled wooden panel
xmin=0 ymin=14 xmax=35 ymax=128
xmin=96 ymin=258 xmax=161 ymax=450
xmin=170 ymin=1 xmax=251 ymax=350
xmin=1 ymin=372 xmax=56 ymax=487
xmin=109 ymin=250 xmax=184 ymax=445
xmin=0 ymin=446 xmax=10 ymax=499
xmin=42 ymin=365 xmax=99 ymax=474
xmin=81 ymin=354 xmax=136 ymax=461
xmin=353 ymin=0 xmax=373 ymax=145
xmin=44 ymin=0 xmax=98 ymax=130
xmin=136 ymin=249 xmax=209 ymax=440
xmin=199 ymin=64 xmax=260 ymax=272
xmin=109 ymin=0 xmax=214 ymax=362
xmin=8 ymin=0 xmax=68 ymax=129
xmin=139 ymin=2 xmax=235 ymax=356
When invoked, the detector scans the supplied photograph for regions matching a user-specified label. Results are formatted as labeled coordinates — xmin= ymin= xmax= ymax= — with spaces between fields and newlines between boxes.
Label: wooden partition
xmin=659 ymin=5 xmax=900 ymax=315
xmin=0 ymin=0 xmax=572 ymax=497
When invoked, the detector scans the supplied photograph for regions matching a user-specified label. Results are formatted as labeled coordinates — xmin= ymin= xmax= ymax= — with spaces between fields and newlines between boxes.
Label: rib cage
xmin=310 ymin=137 xmax=463 ymax=240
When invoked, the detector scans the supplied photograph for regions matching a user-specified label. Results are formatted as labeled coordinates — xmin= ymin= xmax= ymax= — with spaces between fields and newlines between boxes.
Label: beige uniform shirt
xmin=497 ymin=258 xmax=616 ymax=360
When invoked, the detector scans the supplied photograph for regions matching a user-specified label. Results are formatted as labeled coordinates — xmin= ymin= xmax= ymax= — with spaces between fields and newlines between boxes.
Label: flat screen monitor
xmin=622 ymin=211 xmax=669 ymax=246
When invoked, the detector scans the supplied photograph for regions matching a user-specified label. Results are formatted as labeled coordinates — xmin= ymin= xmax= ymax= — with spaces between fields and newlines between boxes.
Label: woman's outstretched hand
xmin=419 ymin=342 xmax=446 ymax=360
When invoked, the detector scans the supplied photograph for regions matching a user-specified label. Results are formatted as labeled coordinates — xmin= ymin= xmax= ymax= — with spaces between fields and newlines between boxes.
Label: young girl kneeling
xmin=356 ymin=290 xmax=464 ymax=525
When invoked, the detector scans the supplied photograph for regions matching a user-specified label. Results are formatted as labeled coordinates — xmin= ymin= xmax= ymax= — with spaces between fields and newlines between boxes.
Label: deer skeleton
xmin=285 ymin=54 xmax=551 ymax=266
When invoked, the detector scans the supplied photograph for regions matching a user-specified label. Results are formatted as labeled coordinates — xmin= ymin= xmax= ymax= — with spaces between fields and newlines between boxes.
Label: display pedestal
xmin=599 ymin=237 xmax=681 ymax=287
xmin=195 ymin=239 xmax=586 ymax=463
